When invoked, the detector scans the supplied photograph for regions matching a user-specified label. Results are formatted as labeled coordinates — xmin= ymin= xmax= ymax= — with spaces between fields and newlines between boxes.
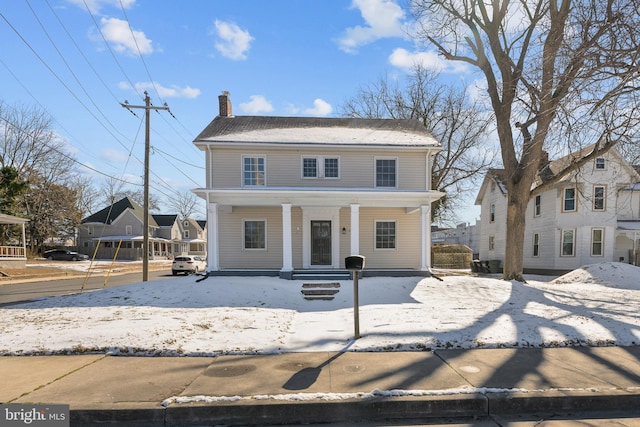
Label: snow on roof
xmin=201 ymin=127 xmax=439 ymax=146
xmin=617 ymin=220 xmax=640 ymax=231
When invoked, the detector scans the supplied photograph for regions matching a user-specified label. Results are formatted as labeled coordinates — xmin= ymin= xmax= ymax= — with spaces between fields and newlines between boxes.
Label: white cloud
xmin=118 ymin=82 xmax=200 ymax=99
xmin=99 ymin=17 xmax=153 ymax=56
xmin=239 ymin=95 xmax=274 ymax=114
xmin=213 ymin=20 xmax=253 ymax=61
xmin=100 ymin=148 xmax=130 ymax=163
xmin=304 ymin=99 xmax=333 ymax=116
xmin=389 ymin=48 xmax=469 ymax=74
xmin=338 ymin=0 xmax=407 ymax=53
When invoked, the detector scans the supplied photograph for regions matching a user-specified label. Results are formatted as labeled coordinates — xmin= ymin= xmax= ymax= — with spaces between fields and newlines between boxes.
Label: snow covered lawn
xmin=1 ymin=262 xmax=639 ymax=356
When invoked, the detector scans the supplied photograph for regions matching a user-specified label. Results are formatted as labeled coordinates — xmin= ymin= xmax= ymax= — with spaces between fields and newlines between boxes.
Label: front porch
xmin=0 ymin=214 xmax=28 ymax=269
xmin=206 ymin=268 xmax=434 ymax=280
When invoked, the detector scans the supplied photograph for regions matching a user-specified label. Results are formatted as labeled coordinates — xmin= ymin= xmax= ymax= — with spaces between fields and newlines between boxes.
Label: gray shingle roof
xmin=82 ymin=197 xmax=158 ymax=227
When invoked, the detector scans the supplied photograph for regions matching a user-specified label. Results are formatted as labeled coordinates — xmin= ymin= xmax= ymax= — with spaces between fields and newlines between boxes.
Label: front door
xmin=311 ymin=220 xmax=332 ymax=265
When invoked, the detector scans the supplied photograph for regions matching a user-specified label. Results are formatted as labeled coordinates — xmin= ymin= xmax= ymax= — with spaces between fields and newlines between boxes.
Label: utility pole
xmin=120 ymin=91 xmax=170 ymax=281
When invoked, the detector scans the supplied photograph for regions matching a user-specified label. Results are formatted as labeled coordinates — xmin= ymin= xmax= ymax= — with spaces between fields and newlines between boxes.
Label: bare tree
xmin=0 ymin=102 xmax=83 ymax=252
xmin=411 ymin=0 xmax=640 ymax=280
xmin=342 ymin=66 xmax=496 ymax=224
xmin=167 ymin=190 xmax=203 ymax=220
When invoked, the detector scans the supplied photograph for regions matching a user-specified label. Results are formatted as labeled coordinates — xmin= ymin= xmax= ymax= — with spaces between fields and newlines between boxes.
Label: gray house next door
xmin=311 ymin=220 xmax=331 ymax=265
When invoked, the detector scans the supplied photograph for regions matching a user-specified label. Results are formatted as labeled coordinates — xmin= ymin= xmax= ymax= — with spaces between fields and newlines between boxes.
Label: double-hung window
xmin=244 ymin=220 xmax=266 ymax=250
xmin=563 ymin=188 xmax=576 ymax=212
xmin=593 ymin=185 xmax=606 ymax=211
xmin=591 ymin=228 xmax=604 ymax=256
xmin=534 ymin=195 xmax=541 ymax=217
xmin=532 ymin=233 xmax=540 ymax=257
xmin=375 ymin=158 xmax=397 ymax=188
xmin=302 ymin=156 xmax=339 ymax=179
xmin=595 ymin=157 xmax=606 ymax=170
xmin=561 ymin=229 xmax=575 ymax=256
xmin=243 ymin=156 xmax=265 ymax=186
xmin=375 ymin=221 xmax=396 ymax=249
xmin=490 ymin=203 xmax=495 ymax=223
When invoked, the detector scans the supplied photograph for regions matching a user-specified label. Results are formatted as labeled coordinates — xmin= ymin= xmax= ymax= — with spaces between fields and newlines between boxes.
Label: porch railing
xmin=0 ymin=245 xmax=26 ymax=258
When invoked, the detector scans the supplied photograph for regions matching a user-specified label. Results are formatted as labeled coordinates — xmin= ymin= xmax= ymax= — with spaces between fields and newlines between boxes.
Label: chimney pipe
xmin=218 ymin=91 xmax=232 ymax=117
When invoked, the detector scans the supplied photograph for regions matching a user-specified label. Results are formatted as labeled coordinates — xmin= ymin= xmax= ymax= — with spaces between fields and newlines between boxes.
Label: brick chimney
xmin=218 ymin=91 xmax=232 ymax=117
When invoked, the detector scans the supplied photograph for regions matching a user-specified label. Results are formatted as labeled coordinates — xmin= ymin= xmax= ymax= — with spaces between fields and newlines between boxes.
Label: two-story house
xmin=192 ymin=92 xmax=444 ymax=278
xmin=79 ymin=197 xmax=207 ymax=261
xmin=475 ymin=146 xmax=640 ymax=274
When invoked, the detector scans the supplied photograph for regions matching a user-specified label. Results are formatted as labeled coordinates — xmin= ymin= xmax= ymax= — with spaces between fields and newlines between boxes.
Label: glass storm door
xmin=311 ymin=220 xmax=332 ymax=265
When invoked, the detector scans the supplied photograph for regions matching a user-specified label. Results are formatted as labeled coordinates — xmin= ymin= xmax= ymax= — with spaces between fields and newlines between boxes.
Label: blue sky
xmin=0 ymin=0 xmax=480 ymax=222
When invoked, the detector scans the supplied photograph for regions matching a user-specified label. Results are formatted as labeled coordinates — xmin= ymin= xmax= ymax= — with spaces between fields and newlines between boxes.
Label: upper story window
xmin=489 ymin=203 xmax=496 ymax=222
xmin=126 ymin=225 xmax=132 ymax=235
xmin=183 ymin=230 xmax=190 ymax=239
xmin=534 ymin=195 xmax=541 ymax=217
xmin=302 ymin=156 xmax=340 ymax=179
xmin=593 ymin=185 xmax=606 ymax=211
xmin=595 ymin=157 xmax=606 ymax=170
xmin=563 ymin=188 xmax=576 ymax=212
xmin=243 ymin=156 xmax=265 ymax=186
xmin=375 ymin=158 xmax=397 ymax=188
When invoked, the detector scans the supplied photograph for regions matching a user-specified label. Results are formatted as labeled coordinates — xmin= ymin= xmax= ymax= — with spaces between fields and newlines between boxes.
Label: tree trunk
xmin=502 ymin=185 xmax=529 ymax=282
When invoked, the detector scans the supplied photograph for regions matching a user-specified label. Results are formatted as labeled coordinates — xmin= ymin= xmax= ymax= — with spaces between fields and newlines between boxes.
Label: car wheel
xmin=71 ymin=256 xmax=78 ymax=261
xmin=46 ymin=256 xmax=53 ymax=260
xmin=172 ymin=270 xmax=178 ymax=276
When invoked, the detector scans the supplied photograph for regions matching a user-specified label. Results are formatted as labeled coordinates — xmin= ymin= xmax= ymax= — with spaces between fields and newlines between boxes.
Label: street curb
xmin=67 ymin=391 xmax=640 ymax=427
xmin=487 ymin=390 xmax=640 ymax=415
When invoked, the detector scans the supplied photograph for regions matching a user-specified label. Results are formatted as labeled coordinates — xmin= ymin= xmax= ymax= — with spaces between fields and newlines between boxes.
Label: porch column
xmin=207 ymin=202 xmax=219 ymax=271
xmin=350 ymin=204 xmax=360 ymax=255
xmin=21 ymin=223 xmax=26 ymax=259
xmin=420 ymin=204 xmax=431 ymax=270
xmin=281 ymin=203 xmax=293 ymax=272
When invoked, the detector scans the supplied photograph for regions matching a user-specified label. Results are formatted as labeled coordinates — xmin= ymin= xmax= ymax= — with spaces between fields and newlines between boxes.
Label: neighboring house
xmin=475 ymin=146 xmax=640 ymax=274
xmin=79 ymin=197 xmax=206 ymax=260
xmin=192 ymin=92 xmax=444 ymax=278
xmin=0 ymin=213 xmax=28 ymax=269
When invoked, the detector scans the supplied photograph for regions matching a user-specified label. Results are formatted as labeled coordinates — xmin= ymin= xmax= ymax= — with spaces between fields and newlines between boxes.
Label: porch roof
xmin=617 ymin=220 xmax=640 ymax=231
xmin=0 ymin=214 xmax=29 ymax=225
xmin=193 ymin=187 xmax=444 ymax=208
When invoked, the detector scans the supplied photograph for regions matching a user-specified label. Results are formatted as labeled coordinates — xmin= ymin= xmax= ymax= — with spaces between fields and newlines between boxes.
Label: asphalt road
xmin=0 ymin=269 xmax=174 ymax=306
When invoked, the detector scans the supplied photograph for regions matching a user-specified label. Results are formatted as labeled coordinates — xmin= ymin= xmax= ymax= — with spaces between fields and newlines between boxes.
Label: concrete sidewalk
xmin=2 ymin=346 xmax=640 ymax=426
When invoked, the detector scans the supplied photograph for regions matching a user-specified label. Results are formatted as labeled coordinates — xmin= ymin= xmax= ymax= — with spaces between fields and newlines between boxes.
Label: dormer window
xmin=595 ymin=157 xmax=606 ymax=170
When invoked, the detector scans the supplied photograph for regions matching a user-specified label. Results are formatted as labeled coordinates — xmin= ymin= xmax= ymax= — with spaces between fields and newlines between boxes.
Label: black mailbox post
xmin=345 ymin=255 xmax=365 ymax=339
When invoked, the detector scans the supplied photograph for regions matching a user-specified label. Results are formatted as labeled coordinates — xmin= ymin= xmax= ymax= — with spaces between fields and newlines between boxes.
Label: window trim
xmin=593 ymin=185 xmax=606 ymax=212
xmin=562 ymin=187 xmax=577 ymax=213
xmin=242 ymin=155 xmax=266 ymax=187
xmin=125 ymin=225 xmax=132 ymax=235
xmin=591 ymin=227 xmax=604 ymax=257
xmin=374 ymin=157 xmax=398 ymax=188
xmin=532 ymin=233 xmax=540 ymax=257
xmin=534 ymin=195 xmax=541 ymax=217
xmin=488 ymin=235 xmax=495 ymax=251
xmin=595 ymin=157 xmax=606 ymax=170
xmin=561 ymin=228 xmax=575 ymax=257
xmin=243 ymin=219 xmax=267 ymax=251
xmin=374 ymin=220 xmax=397 ymax=250
xmin=490 ymin=203 xmax=496 ymax=223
